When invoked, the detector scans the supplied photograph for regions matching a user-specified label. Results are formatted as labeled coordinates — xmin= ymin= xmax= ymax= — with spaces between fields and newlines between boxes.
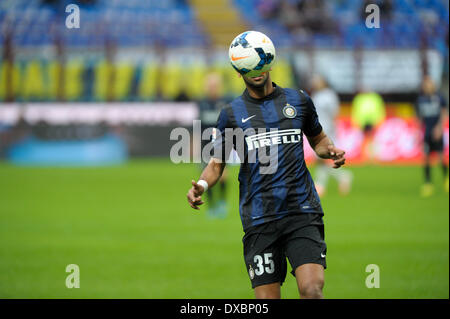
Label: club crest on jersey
xmin=282 ymin=104 xmax=297 ymax=119
xmin=249 ymin=265 xmax=255 ymax=279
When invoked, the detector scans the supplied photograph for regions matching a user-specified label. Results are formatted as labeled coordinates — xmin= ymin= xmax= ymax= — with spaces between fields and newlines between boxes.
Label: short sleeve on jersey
xmin=212 ymin=107 xmax=234 ymax=162
xmin=302 ymin=94 xmax=323 ymax=137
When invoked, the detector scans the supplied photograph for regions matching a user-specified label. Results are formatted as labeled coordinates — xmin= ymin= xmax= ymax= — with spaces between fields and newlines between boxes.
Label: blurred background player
xmin=198 ymin=72 xmax=229 ymax=218
xmin=351 ymin=87 xmax=386 ymax=161
xmin=311 ymin=74 xmax=353 ymax=196
xmin=415 ymin=75 xmax=449 ymax=197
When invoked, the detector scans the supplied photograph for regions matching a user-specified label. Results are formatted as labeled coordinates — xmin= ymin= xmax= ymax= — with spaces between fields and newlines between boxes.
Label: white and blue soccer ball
xmin=228 ymin=31 xmax=276 ymax=78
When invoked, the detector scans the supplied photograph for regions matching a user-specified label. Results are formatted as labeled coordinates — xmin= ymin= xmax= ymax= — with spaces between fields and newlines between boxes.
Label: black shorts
xmin=424 ymin=134 xmax=444 ymax=154
xmin=242 ymin=213 xmax=326 ymax=289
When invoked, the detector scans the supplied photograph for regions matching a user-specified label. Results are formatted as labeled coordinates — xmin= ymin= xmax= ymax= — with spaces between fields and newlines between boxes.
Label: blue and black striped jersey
xmin=415 ymin=93 xmax=447 ymax=135
xmin=212 ymin=82 xmax=324 ymax=232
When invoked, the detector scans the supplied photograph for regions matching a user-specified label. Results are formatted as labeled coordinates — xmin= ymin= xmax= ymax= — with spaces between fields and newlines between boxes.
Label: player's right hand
xmin=328 ymin=145 xmax=346 ymax=168
xmin=186 ymin=180 xmax=205 ymax=210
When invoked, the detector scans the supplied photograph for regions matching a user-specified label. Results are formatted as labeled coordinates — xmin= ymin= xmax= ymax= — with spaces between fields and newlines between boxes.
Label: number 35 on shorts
xmin=249 ymin=253 xmax=274 ymax=279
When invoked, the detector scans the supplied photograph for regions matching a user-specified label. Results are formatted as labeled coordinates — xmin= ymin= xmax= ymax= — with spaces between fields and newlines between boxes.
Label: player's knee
xmin=299 ymin=279 xmax=324 ymax=299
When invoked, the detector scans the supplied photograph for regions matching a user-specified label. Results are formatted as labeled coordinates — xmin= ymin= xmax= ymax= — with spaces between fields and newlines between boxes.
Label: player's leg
xmin=440 ymin=152 xmax=448 ymax=178
xmin=329 ymin=167 xmax=353 ymax=195
xmin=424 ymin=153 xmax=431 ymax=182
xmin=243 ymin=223 xmax=287 ymax=299
xmin=246 ymin=245 xmax=286 ymax=299
xmin=283 ymin=214 xmax=327 ymax=299
xmin=216 ymin=170 xmax=228 ymax=217
xmin=430 ymin=133 xmax=448 ymax=192
xmin=437 ymin=147 xmax=448 ymax=192
xmin=294 ymin=263 xmax=325 ymax=299
xmin=314 ymin=159 xmax=329 ymax=197
xmin=219 ymin=177 xmax=227 ymax=200
xmin=205 ymin=167 xmax=226 ymax=218
xmin=254 ymin=282 xmax=281 ymax=299
xmin=205 ymin=184 xmax=217 ymax=216
xmin=442 ymin=152 xmax=449 ymax=192
xmin=421 ymin=140 xmax=434 ymax=197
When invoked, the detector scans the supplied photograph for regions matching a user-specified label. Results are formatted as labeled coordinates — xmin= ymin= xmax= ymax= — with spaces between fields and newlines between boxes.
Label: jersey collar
xmin=242 ymin=82 xmax=283 ymax=104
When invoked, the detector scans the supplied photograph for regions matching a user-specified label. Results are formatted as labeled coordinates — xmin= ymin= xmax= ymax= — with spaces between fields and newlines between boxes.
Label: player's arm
xmin=186 ymin=158 xmax=226 ymax=210
xmin=307 ymin=130 xmax=346 ymax=168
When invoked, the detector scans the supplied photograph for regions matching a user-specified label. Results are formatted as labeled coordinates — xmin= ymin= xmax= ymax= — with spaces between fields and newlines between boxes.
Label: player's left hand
xmin=186 ymin=180 xmax=205 ymax=210
xmin=328 ymin=145 xmax=346 ymax=168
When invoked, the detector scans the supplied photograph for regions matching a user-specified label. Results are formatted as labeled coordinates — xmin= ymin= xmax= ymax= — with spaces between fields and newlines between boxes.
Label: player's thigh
xmin=284 ymin=224 xmax=326 ymax=298
xmin=284 ymin=222 xmax=327 ymax=278
xmin=243 ymin=228 xmax=287 ymax=290
xmin=430 ymin=137 xmax=444 ymax=153
xmin=423 ymin=135 xmax=434 ymax=157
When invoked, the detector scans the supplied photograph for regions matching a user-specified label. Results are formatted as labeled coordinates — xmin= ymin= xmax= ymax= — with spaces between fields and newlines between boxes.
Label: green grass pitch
xmin=0 ymin=160 xmax=448 ymax=298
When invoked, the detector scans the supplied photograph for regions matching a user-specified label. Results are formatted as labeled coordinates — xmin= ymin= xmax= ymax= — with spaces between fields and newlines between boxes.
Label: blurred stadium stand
xmin=233 ymin=0 xmax=448 ymax=53
xmin=0 ymin=0 xmax=208 ymax=48
xmin=0 ymin=0 xmax=448 ymax=102
xmin=0 ymin=0 xmax=448 ymax=165
xmin=1 ymin=0 xmax=447 ymax=50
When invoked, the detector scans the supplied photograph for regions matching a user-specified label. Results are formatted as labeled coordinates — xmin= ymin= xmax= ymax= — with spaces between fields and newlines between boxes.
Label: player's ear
xmin=237 ymin=73 xmax=242 ymax=78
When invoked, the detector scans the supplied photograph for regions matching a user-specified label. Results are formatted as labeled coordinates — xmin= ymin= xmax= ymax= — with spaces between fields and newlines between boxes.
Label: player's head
xmin=311 ymin=74 xmax=328 ymax=91
xmin=228 ymin=31 xmax=276 ymax=89
xmin=422 ymin=75 xmax=436 ymax=95
xmin=205 ymin=72 xmax=222 ymax=99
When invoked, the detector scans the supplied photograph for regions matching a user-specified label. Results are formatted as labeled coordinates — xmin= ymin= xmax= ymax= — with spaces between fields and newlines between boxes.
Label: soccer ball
xmin=228 ymin=31 xmax=276 ymax=78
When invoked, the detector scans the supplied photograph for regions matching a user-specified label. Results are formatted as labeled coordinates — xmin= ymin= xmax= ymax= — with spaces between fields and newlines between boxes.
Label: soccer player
xmin=310 ymin=74 xmax=353 ymax=196
xmin=415 ymin=75 xmax=449 ymax=196
xmin=186 ymin=34 xmax=346 ymax=299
